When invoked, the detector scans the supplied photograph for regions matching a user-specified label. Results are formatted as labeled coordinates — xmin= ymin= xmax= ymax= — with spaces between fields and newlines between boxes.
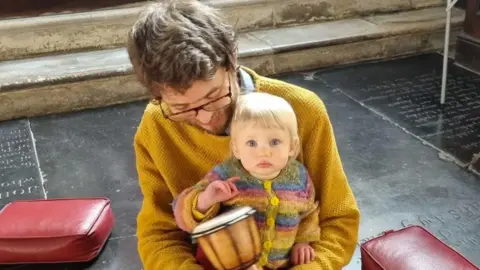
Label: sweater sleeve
xmin=295 ymin=170 xmax=321 ymax=243
xmin=134 ymin=118 xmax=203 ymax=270
xmin=191 ymin=193 xmax=218 ymax=221
xmin=291 ymin=98 xmax=360 ymax=270
xmin=172 ymin=170 xmax=224 ymax=233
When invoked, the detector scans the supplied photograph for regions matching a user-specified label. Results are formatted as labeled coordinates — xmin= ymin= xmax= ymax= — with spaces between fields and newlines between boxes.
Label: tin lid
xmin=191 ymin=206 xmax=256 ymax=239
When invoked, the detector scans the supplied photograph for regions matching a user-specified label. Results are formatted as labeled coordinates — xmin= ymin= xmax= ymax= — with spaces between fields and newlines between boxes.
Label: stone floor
xmin=0 ymin=52 xmax=479 ymax=269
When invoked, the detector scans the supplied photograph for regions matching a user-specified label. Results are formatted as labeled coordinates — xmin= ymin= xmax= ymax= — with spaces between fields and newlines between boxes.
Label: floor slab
xmin=314 ymin=53 xmax=480 ymax=169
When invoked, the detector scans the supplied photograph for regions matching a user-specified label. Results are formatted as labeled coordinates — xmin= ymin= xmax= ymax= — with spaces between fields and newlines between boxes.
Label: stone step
xmin=0 ymin=6 xmax=465 ymax=122
xmin=0 ymin=0 xmax=445 ymax=61
xmin=0 ymin=0 xmax=145 ymax=20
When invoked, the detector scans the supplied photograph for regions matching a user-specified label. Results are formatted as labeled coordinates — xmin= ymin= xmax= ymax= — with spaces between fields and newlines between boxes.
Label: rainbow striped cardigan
xmin=173 ymin=157 xmax=320 ymax=269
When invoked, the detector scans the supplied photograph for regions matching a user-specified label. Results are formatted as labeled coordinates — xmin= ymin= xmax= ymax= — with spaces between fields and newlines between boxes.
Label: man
xmin=127 ymin=1 xmax=360 ymax=269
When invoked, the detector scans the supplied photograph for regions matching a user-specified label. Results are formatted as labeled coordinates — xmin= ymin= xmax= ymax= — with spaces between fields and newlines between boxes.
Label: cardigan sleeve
xmin=172 ymin=169 xmax=224 ymax=232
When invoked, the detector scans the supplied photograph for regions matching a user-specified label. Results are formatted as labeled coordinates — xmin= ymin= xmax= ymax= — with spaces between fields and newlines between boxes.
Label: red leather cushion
xmin=361 ymin=225 xmax=479 ymax=270
xmin=0 ymin=197 xmax=114 ymax=264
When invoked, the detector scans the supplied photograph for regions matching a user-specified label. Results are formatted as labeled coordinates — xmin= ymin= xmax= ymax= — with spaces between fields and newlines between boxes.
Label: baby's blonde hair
xmin=230 ymin=92 xmax=300 ymax=158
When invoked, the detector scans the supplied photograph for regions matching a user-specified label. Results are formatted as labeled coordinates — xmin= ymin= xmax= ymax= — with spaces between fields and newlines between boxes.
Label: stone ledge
xmin=270 ymin=29 xmax=461 ymax=75
xmin=0 ymin=0 xmax=449 ymax=61
xmin=0 ymin=49 xmax=131 ymax=92
xmin=251 ymin=7 xmax=464 ymax=54
xmin=0 ymin=75 xmax=148 ymax=122
xmin=0 ymin=6 xmax=464 ymax=121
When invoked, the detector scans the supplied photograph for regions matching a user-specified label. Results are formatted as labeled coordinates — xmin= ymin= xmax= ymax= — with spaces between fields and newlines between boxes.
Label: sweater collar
xmin=223 ymin=67 xmax=256 ymax=135
xmin=238 ymin=67 xmax=256 ymax=94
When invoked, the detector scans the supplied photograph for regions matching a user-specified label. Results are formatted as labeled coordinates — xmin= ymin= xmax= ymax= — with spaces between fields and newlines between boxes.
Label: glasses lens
xmin=161 ymin=95 xmax=231 ymax=121
xmin=160 ymin=102 xmax=193 ymax=121
xmin=204 ymin=96 xmax=231 ymax=111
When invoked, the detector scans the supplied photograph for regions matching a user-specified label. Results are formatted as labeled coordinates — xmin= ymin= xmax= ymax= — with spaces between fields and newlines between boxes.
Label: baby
xmin=173 ymin=92 xmax=320 ymax=269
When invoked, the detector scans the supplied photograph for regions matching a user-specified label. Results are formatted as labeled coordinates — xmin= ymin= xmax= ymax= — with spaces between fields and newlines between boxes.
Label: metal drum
xmin=191 ymin=206 xmax=262 ymax=270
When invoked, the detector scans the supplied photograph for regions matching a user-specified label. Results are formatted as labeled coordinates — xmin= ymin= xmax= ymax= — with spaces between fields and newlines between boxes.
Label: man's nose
xmin=195 ymin=110 xmax=214 ymax=124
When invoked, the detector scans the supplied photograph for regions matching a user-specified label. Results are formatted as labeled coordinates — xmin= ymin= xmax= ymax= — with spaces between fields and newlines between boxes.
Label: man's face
xmin=155 ymin=68 xmax=235 ymax=134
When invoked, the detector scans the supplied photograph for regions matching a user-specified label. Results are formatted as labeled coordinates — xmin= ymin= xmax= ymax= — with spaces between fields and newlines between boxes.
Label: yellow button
xmin=259 ymin=255 xmax=268 ymax=266
xmin=263 ymin=181 xmax=272 ymax=192
xmin=267 ymin=217 xmax=275 ymax=227
xmin=263 ymin=241 xmax=272 ymax=250
xmin=270 ymin=196 xmax=279 ymax=206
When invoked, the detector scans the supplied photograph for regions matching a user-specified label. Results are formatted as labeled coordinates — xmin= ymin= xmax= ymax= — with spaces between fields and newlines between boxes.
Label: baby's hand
xmin=197 ymin=177 xmax=240 ymax=212
xmin=291 ymin=242 xmax=315 ymax=265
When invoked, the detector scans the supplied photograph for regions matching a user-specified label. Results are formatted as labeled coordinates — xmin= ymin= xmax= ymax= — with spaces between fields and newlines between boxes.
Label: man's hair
xmin=127 ymin=0 xmax=238 ymax=93
xmin=230 ymin=92 xmax=301 ymax=158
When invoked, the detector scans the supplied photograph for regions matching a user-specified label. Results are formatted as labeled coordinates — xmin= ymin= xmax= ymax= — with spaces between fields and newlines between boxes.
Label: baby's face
xmin=232 ymin=122 xmax=295 ymax=180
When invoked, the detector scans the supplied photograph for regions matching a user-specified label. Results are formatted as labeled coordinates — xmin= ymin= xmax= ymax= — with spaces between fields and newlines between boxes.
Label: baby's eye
xmin=246 ymin=140 xmax=257 ymax=147
xmin=270 ymin=139 xmax=281 ymax=146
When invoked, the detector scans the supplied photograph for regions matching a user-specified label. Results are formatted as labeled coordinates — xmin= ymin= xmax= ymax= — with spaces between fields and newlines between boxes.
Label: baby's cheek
xmin=242 ymin=161 xmax=256 ymax=172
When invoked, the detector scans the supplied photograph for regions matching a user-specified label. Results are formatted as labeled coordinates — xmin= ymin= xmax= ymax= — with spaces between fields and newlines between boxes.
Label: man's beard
xmin=188 ymin=105 xmax=234 ymax=135
xmin=192 ymin=82 xmax=239 ymax=135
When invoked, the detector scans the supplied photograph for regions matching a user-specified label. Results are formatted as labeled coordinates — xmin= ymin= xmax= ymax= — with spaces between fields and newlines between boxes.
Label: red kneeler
xmin=361 ymin=225 xmax=479 ymax=270
xmin=0 ymin=198 xmax=114 ymax=265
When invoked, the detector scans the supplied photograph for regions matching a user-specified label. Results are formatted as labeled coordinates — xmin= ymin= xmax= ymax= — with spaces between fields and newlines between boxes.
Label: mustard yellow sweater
xmin=134 ymin=67 xmax=360 ymax=270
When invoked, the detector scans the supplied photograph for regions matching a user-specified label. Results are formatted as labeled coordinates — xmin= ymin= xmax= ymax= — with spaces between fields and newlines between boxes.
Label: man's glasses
xmin=157 ymin=76 xmax=232 ymax=122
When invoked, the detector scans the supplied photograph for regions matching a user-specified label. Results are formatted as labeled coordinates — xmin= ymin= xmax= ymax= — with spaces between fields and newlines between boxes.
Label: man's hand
xmin=196 ymin=176 xmax=240 ymax=213
xmin=291 ymin=243 xmax=316 ymax=265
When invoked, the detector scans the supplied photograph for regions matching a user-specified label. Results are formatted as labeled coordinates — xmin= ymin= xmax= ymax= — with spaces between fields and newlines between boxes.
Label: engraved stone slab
xmin=0 ymin=119 xmax=44 ymax=208
xmin=356 ymin=183 xmax=480 ymax=267
xmin=315 ymin=53 xmax=480 ymax=167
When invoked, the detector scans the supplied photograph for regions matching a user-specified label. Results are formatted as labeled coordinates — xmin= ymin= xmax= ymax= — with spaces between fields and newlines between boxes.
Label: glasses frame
xmin=159 ymin=75 xmax=232 ymax=121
